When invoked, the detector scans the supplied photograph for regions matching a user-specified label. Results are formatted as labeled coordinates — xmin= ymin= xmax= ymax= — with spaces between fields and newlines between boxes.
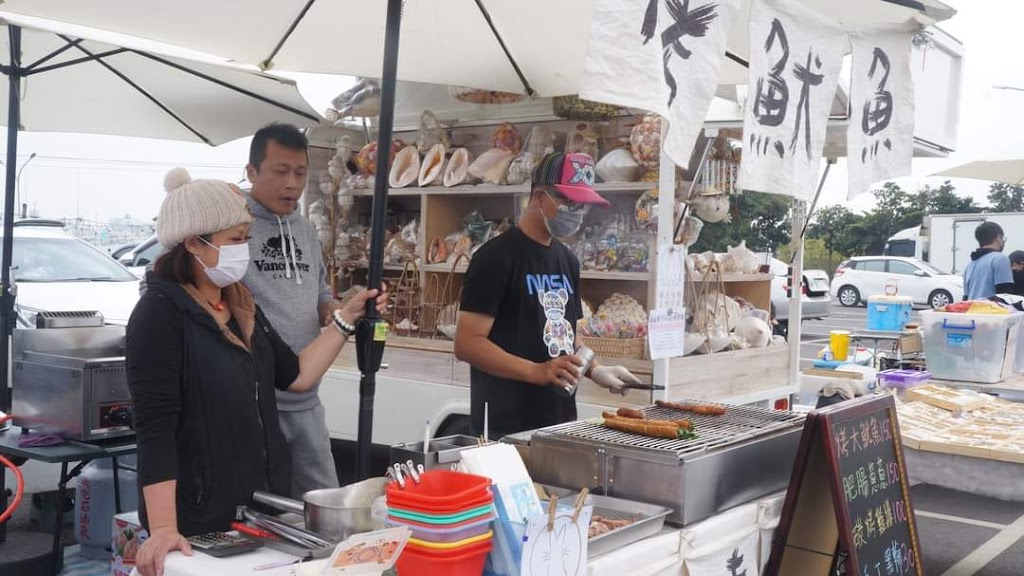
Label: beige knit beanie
xmin=157 ymin=167 xmax=253 ymax=248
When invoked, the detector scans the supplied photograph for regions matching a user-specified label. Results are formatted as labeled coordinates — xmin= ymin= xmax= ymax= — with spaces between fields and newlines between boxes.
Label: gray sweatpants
xmin=277 ymin=403 xmax=340 ymax=497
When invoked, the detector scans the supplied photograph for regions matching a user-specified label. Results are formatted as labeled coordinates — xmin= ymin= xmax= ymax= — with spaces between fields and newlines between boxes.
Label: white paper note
xmin=648 ymin=308 xmax=687 ymax=360
xmin=521 ymin=506 xmax=593 ymax=576
xmin=655 ymin=245 xmax=686 ymax=311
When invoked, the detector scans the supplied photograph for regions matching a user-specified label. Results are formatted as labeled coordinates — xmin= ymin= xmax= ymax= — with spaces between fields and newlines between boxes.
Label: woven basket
xmin=553 ymin=95 xmax=623 ymax=121
xmin=579 ymin=336 xmax=646 ymax=360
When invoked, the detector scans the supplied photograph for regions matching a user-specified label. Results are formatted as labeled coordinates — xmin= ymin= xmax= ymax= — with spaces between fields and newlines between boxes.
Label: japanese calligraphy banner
xmin=847 ymin=29 xmax=916 ymax=199
xmin=737 ymin=0 xmax=847 ymax=200
xmin=580 ymin=0 xmax=740 ymax=170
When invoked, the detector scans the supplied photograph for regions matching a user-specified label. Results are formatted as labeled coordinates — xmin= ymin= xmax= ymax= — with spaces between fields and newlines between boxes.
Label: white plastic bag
xmin=595 ymin=149 xmax=640 ymax=183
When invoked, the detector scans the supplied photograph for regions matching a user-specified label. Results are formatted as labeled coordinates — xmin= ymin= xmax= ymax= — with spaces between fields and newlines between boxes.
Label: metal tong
xmin=242 ymin=508 xmax=333 ymax=550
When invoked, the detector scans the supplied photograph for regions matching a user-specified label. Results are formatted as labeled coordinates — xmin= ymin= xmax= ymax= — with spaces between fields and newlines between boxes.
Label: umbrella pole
xmin=355 ymin=0 xmax=403 ymax=481
xmin=0 ymin=25 xmax=22 ymax=544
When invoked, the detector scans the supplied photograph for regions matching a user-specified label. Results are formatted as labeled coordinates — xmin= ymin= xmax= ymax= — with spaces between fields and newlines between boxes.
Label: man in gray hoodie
xmin=243 ymin=123 xmax=342 ymax=496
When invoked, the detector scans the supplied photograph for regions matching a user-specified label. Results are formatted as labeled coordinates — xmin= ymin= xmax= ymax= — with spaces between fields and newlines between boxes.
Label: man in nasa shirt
xmin=454 ymin=153 xmax=642 ymax=439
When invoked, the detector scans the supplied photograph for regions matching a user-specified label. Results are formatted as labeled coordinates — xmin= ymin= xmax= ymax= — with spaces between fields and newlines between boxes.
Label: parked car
xmin=7 ymin=220 xmax=141 ymax=326
xmin=119 ymin=234 xmax=162 ymax=277
xmin=768 ymin=258 xmax=831 ymax=336
xmin=831 ymin=256 xmax=963 ymax=309
xmin=109 ymin=242 xmax=138 ymax=260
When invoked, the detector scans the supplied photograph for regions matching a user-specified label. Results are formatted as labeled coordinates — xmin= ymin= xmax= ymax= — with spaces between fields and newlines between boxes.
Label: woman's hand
xmin=136 ymin=526 xmax=192 ymax=576
xmin=339 ymin=283 xmax=389 ymax=326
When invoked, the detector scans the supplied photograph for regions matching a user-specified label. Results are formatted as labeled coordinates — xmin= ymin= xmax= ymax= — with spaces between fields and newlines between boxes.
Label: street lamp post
xmin=15 ymin=152 xmax=35 ymax=218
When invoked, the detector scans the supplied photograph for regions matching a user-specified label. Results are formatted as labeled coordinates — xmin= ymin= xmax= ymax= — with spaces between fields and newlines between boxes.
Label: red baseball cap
xmin=532 ymin=152 xmax=610 ymax=208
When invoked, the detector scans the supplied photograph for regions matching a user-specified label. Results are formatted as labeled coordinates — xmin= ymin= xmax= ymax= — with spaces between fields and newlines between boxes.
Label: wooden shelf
xmin=340 ymin=262 xmax=407 ymax=272
xmin=699 ymin=273 xmax=776 ymax=283
xmin=348 ymin=181 xmax=652 ymax=198
xmin=421 ymin=263 xmax=648 ymax=281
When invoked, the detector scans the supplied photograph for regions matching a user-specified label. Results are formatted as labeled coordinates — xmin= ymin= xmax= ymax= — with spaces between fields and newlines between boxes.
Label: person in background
xmin=454 ymin=152 xmax=643 ymax=440
xmin=1009 ymin=250 xmax=1024 ymax=296
xmin=963 ymin=221 xmax=1014 ymax=300
xmin=127 ymin=169 xmax=385 ymax=576
xmin=243 ymin=123 xmax=348 ymax=497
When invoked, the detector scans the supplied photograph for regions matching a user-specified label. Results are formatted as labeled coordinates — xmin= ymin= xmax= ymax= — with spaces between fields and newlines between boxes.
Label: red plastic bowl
xmin=386 ymin=470 xmax=491 ymax=507
xmin=397 ymin=540 xmax=493 ymax=576
xmin=387 ymin=490 xmax=493 ymax=514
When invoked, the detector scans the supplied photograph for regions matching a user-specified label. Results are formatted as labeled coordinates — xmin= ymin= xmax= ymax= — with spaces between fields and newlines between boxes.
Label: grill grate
xmin=540 ymin=402 xmax=806 ymax=458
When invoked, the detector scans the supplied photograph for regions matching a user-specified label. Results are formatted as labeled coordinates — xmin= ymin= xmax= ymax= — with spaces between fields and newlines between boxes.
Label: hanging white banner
xmin=737 ymin=0 xmax=847 ymax=200
xmin=847 ymin=29 xmax=916 ymax=199
xmin=662 ymin=0 xmax=742 ymax=170
xmin=580 ymin=0 xmax=740 ymax=170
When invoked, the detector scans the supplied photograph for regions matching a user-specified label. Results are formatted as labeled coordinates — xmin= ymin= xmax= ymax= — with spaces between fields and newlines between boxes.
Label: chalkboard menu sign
xmin=765 ymin=395 xmax=922 ymax=576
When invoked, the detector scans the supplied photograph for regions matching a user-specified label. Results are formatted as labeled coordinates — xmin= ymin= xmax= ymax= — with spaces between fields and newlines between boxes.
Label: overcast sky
xmin=6 ymin=0 xmax=1024 ymax=223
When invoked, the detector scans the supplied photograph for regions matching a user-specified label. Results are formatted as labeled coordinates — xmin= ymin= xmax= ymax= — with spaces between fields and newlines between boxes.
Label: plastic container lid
xmin=408 ymin=530 xmax=493 ymax=550
xmin=387 ymin=489 xmax=493 ymax=513
xmin=868 ymin=295 xmax=913 ymax=304
xmin=387 ymin=514 xmax=494 ymax=544
xmin=385 ymin=470 xmax=491 ymax=506
xmin=388 ymin=503 xmax=495 ymax=525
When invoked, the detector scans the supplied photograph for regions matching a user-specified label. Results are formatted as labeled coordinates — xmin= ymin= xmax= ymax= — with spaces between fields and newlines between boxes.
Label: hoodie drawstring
xmin=276 ymin=216 xmax=292 ymax=280
xmin=286 ymin=218 xmax=303 ymax=285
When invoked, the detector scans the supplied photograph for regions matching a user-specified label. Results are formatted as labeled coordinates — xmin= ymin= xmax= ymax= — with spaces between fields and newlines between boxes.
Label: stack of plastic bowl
xmin=387 ymin=470 xmax=494 ymax=576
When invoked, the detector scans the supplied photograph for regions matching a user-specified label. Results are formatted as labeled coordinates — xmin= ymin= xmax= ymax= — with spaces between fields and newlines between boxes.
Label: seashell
xmin=418 ymin=143 xmax=447 ymax=187
xmin=490 ymin=122 xmax=523 ymax=155
xmin=427 ymin=237 xmax=449 ymax=264
xmin=630 ymin=114 xmax=662 ymax=180
xmin=443 ymin=148 xmax=473 ymax=187
xmin=734 ymin=316 xmax=772 ymax=348
xmin=356 ymin=140 xmax=403 ymax=176
xmin=676 ymin=215 xmax=704 ymax=247
xmin=468 ymin=148 xmax=515 ymax=185
xmin=690 ymin=193 xmax=730 ymax=223
xmin=389 ymin=146 xmax=420 ymax=188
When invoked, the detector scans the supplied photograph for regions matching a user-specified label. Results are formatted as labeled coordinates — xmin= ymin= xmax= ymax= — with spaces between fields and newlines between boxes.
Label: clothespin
xmin=547 ymin=495 xmax=558 ymax=532
xmin=571 ymin=488 xmax=590 ymax=524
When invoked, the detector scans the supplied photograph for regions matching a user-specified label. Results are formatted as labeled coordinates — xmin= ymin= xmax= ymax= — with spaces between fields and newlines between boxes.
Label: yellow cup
xmin=830 ymin=330 xmax=851 ymax=362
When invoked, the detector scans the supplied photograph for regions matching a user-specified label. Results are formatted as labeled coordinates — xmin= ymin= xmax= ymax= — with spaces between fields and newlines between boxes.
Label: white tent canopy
xmin=933 ymin=160 xmax=1024 ymax=186
xmin=0 ymin=0 xmax=955 ymax=96
xmin=0 ymin=12 xmax=321 ymax=145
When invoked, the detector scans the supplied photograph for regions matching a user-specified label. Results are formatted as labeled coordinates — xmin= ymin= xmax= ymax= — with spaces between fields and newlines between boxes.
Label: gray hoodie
xmin=244 ymin=193 xmax=334 ymax=411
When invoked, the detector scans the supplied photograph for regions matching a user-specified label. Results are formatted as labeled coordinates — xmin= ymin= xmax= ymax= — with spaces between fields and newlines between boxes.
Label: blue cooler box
xmin=867 ymin=295 xmax=913 ymax=331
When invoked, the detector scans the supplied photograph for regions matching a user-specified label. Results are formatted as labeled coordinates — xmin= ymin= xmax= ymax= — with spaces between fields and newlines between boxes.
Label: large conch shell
xmin=418 ymin=143 xmax=447 ymax=187
xmin=468 ymin=148 xmax=515 ymax=185
xmin=443 ymin=148 xmax=473 ymax=187
xmin=734 ymin=316 xmax=772 ymax=349
xmin=389 ymin=146 xmax=421 ymax=188
xmin=689 ymin=189 xmax=731 ymax=223
xmin=490 ymin=122 xmax=523 ymax=156
xmin=329 ymin=78 xmax=381 ymax=119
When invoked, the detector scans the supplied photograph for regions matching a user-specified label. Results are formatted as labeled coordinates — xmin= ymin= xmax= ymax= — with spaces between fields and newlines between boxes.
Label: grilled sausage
xmin=655 ymin=400 xmax=726 ymax=416
xmin=603 ymin=416 xmax=680 ymax=439
xmin=616 ymin=408 xmax=646 ymax=420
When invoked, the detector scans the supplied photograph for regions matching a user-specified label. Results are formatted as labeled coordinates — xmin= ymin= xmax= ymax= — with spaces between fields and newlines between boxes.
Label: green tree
xmin=913 ymin=180 xmax=980 ymax=215
xmin=988 ymin=182 xmax=1024 ymax=212
xmin=690 ymin=191 xmax=792 ymax=255
xmin=808 ymin=205 xmax=864 ymax=261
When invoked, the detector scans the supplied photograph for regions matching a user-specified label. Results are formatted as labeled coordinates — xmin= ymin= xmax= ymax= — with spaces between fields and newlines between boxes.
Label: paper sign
xmin=655 ymin=245 xmax=686 ymax=310
xmin=321 ymin=527 xmax=411 ymax=575
xmin=521 ymin=506 xmax=593 ymax=576
xmin=648 ymin=308 xmax=687 ymax=360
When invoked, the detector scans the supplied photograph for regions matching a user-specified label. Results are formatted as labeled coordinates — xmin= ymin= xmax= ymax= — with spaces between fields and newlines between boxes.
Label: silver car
xmin=770 ymin=258 xmax=832 ymax=336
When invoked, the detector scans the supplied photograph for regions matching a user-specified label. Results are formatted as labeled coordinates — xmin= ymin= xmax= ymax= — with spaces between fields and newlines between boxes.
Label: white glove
xmin=589 ymin=365 xmax=642 ymax=396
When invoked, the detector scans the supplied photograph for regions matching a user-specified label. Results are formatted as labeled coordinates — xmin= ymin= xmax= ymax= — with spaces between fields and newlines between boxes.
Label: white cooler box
xmin=921 ymin=310 xmax=1021 ymax=384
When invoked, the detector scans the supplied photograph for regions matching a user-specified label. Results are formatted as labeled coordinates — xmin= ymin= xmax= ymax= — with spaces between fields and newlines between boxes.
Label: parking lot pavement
xmin=795 ymin=303 xmax=923 ymax=371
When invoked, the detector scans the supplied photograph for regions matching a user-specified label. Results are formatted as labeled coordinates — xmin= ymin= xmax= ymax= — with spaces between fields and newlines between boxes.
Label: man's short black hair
xmin=976 ymin=221 xmax=1005 ymax=247
xmin=1010 ymin=250 xmax=1024 ymax=265
xmin=249 ymin=123 xmax=308 ymax=169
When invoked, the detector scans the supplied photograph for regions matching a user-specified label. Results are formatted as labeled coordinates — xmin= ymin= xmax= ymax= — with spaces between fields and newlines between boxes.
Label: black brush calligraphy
xmin=659 ymin=0 xmax=720 ymax=107
xmin=861 ymin=47 xmax=894 ymax=163
xmin=751 ymin=18 xmax=789 ymax=158
xmin=727 ymin=548 xmax=748 ymax=576
xmin=790 ymin=49 xmax=825 ymax=160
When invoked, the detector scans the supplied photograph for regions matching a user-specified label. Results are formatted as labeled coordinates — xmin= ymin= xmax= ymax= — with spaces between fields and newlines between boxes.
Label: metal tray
xmin=537 ymin=484 xmax=672 ymax=558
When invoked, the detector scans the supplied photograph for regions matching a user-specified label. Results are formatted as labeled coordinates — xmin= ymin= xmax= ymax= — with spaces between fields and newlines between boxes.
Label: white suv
xmin=831 ymin=256 xmax=963 ymax=309
xmin=6 ymin=220 xmax=141 ymax=326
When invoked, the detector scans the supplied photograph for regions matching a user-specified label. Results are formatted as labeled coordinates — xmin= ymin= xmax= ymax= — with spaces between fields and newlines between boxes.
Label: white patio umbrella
xmin=0 ymin=13 xmax=322 ymax=419
xmin=4 ymin=0 xmax=955 ymax=478
xmin=933 ymin=160 xmax=1024 ymax=186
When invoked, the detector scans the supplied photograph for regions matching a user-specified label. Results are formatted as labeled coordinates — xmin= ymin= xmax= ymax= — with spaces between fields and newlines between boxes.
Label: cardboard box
xmin=112 ymin=512 xmax=148 ymax=576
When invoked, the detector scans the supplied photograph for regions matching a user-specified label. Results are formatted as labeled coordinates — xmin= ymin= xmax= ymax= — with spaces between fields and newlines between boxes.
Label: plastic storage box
xmin=921 ymin=311 xmax=1021 ymax=384
xmin=867 ymin=295 xmax=913 ymax=331
xmin=387 ymin=514 xmax=494 ymax=543
xmin=878 ymin=369 xmax=931 ymax=390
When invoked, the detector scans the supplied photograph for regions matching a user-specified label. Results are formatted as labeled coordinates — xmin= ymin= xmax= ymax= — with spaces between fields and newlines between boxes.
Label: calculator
xmin=187 ymin=531 xmax=263 ymax=558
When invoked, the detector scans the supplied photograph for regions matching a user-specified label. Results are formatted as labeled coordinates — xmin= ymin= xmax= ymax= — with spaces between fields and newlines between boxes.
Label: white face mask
xmin=195 ymin=237 xmax=250 ymax=288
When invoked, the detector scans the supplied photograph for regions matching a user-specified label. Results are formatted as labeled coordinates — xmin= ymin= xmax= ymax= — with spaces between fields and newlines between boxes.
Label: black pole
xmin=0 ymin=25 xmax=21 ymax=544
xmin=355 ymin=0 xmax=403 ymax=481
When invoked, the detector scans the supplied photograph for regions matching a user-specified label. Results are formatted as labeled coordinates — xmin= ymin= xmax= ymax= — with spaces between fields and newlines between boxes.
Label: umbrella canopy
xmin=932 ymin=160 xmax=1024 ymax=186
xmin=0 ymin=12 xmax=321 ymax=144
xmin=0 ymin=0 xmax=955 ymax=95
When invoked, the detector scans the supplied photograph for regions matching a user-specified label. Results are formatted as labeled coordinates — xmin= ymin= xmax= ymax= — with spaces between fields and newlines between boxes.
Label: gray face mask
xmin=541 ymin=193 xmax=586 ymax=238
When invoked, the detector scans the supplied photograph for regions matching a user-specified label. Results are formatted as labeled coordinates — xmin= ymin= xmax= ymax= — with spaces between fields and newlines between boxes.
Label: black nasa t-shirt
xmin=461 ymin=227 xmax=582 ymax=439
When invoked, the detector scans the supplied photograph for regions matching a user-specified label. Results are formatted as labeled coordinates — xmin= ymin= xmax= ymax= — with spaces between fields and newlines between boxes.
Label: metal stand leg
xmin=112 ymin=457 xmax=122 ymax=514
xmin=52 ymin=460 xmax=89 ymax=575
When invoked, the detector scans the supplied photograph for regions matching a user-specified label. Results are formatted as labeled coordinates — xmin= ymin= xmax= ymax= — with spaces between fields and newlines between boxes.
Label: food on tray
xmin=617 ymin=408 xmax=645 ymax=420
xmin=602 ymin=411 xmax=693 ymax=431
xmin=443 ymin=148 xmax=473 ymax=187
xmin=655 ymin=400 xmax=727 ymax=416
xmin=418 ymin=143 xmax=446 ymax=187
xmin=468 ymin=148 xmax=515 ymax=185
xmin=602 ymin=416 xmax=696 ymax=440
xmin=588 ymin=515 xmax=636 ymax=539
xmin=388 ymin=146 xmax=421 ymax=188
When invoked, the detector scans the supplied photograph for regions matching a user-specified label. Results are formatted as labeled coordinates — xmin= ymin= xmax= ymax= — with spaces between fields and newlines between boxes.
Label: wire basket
xmin=579 ymin=336 xmax=646 ymax=360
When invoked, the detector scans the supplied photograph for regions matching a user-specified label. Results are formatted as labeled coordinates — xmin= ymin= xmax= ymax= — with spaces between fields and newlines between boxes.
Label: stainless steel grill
xmin=545 ymin=403 xmax=805 ymax=458
xmin=528 ymin=402 xmax=806 ymax=526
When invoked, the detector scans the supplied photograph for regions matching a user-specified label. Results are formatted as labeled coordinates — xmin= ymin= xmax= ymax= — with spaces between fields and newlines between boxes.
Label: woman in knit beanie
xmin=127 ymin=168 xmax=386 ymax=576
